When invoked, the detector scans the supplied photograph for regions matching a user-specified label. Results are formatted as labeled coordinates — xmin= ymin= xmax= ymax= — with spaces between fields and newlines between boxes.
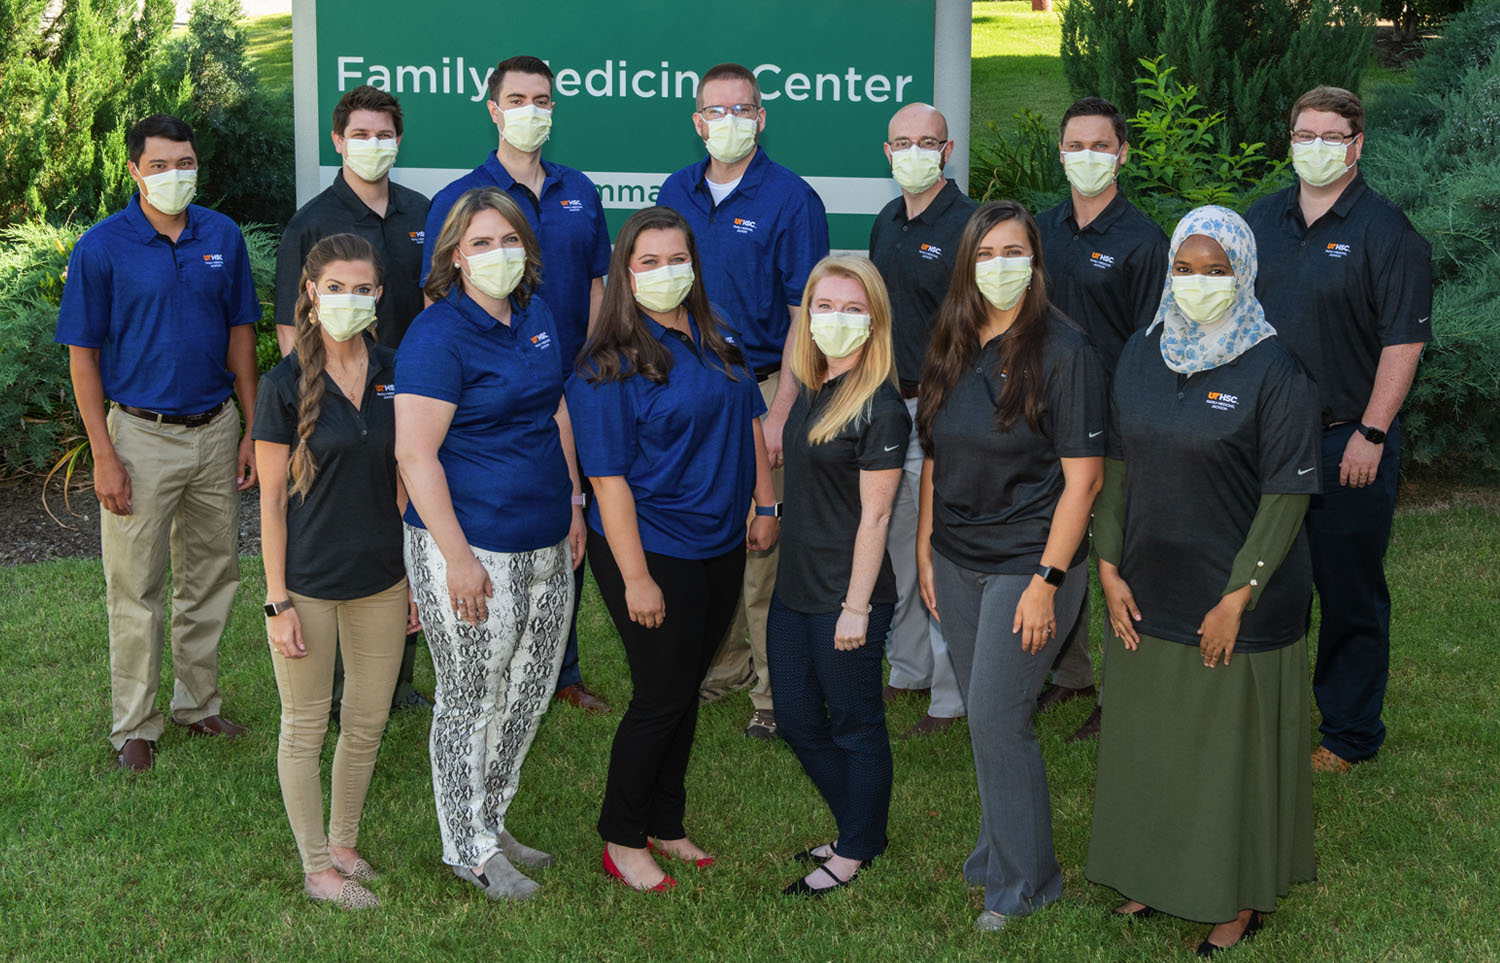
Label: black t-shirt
xmin=928 ymin=311 xmax=1107 ymax=574
xmin=1110 ymin=328 xmax=1321 ymax=652
xmin=252 ymin=339 xmax=405 ymax=600
xmin=868 ymin=180 xmax=979 ymax=388
xmin=775 ymin=378 xmax=910 ymax=613
xmin=274 ymin=171 xmax=431 ymax=349
xmin=1036 ymin=191 xmax=1168 ymax=378
xmin=1244 ymin=174 xmax=1432 ymax=425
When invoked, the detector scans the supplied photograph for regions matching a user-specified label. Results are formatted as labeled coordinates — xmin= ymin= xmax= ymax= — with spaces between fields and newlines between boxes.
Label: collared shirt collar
xmin=692 ymin=146 xmax=771 ymax=201
xmin=123 ymin=193 xmax=198 ymax=244
xmin=330 ymin=168 xmax=404 ymax=219
xmin=448 ymin=287 xmax=522 ymax=332
xmin=1283 ymin=172 xmax=1369 ymax=226
xmin=887 ymin=178 xmax=963 ymax=226
xmin=1063 ymin=188 xmax=1130 ymax=234
xmin=482 ymin=151 xmax=559 ymax=193
xmin=642 ymin=310 xmax=701 ymax=347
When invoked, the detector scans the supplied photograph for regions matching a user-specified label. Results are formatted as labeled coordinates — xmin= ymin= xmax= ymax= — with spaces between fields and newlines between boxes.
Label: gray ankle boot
xmin=451 ymin=851 xmax=540 ymax=901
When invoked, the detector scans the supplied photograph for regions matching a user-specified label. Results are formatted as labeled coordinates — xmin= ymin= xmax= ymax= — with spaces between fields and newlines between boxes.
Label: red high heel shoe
xmin=602 ymin=846 xmax=676 ymax=892
xmin=647 ymin=839 xmax=716 ymax=868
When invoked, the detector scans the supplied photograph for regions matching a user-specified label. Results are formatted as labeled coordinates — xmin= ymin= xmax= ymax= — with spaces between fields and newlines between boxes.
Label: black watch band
xmin=264 ymin=598 xmax=294 ymax=617
xmin=1035 ymin=564 xmax=1066 ymax=587
xmin=1358 ymin=424 xmax=1387 ymax=445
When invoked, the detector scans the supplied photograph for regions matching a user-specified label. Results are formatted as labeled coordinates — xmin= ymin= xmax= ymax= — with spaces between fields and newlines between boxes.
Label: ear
xmin=755 ymin=109 xmax=766 ymax=136
xmin=305 ymin=279 xmax=318 ymax=305
xmin=1118 ymin=143 xmax=1130 ymax=167
xmin=375 ymin=284 xmax=384 ymax=302
xmin=331 ymin=130 xmax=346 ymax=156
xmin=487 ymin=99 xmax=502 ymax=127
xmin=692 ymin=112 xmax=707 ymax=140
xmin=883 ymin=142 xmax=894 ymax=166
xmin=941 ymin=140 xmax=954 ymax=168
xmin=1349 ymin=134 xmax=1363 ymax=166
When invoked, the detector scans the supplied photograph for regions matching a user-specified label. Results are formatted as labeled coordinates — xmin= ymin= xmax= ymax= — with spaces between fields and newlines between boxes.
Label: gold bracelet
xmin=840 ymin=600 xmax=871 ymax=615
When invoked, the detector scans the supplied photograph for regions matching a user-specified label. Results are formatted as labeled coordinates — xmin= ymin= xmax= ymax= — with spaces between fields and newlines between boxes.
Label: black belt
xmin=117 ymin=398 xmax=229 ymax=428
xmin=755 ymin=363 xmax=782 ymax=384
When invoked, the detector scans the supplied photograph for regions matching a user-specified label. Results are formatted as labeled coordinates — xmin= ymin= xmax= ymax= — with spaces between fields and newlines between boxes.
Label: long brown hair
xmin=289 ymin=233 xmax=383 ymax=500
xmin=578 ymin=206 xmax=745 ymax=383
xmin=423 ymin=187 xmax=541 ymax=307
xmin=916 ymin=200 xmax=1052 ymax=455
xmin=787 ymin=255 xmax=898 ymax=444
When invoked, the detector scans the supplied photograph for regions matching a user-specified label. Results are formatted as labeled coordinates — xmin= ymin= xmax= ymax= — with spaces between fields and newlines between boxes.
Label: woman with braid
xmin=254 ymin=233 xmax=417 ymax=910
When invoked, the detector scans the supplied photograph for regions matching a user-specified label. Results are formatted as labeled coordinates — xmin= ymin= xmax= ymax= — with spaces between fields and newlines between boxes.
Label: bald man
xmin=868 ymin=103 xmax=977 ymax=738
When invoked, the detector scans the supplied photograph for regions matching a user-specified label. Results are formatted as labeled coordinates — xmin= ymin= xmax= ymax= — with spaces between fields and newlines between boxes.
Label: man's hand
xmin=763 ymin=407 xmax=788 ymax=469
xmin=1339 ymin=431 xmax=1382 ymax=489
xmin=94 ymin=451 xmax=133 ymax=516
xmin=236 ymin=434 xmax=258 ymax=491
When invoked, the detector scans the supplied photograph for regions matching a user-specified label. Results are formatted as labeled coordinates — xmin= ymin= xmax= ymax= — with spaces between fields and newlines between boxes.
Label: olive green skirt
xmin=1085 ymin=633 xmax=1316 ymax=923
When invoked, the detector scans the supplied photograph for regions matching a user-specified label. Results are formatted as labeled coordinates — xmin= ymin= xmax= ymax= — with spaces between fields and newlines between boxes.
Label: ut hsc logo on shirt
xmin=201 ymin=252 xmax=225 ymax=270
xmin=1206 ymin=390 xmax=1240 ymax=411
xmin=732 ymin=217 xmax=758 ymax=236
xmin=530 ymin=331 xmax=553 ymax=352
xmin=919 ymin=242 xmax=943 ymax=261
xmin=408 ymin=230 xmax=424 ymax=246
xmin=1325 ymin=242 xmax=1352 ymax=259
xmin=1089 ymin=251 xmax=1116 ymax=270
xmin=375 ymin=382 xmax=396 ymax=399
xmin=559 ymin=199 xmax=585 ymax=213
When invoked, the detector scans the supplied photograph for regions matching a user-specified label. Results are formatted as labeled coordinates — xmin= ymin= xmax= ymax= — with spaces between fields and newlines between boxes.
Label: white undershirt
xmin=707 ymin=175 xmax=742 ymax=206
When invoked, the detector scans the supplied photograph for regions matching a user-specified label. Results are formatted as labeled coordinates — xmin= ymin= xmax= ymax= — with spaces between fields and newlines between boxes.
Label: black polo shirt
xmin=1244 ymin=174 xmax=1432 ymax=424
xmin=252 ymin=339 xmax=404 ymax=600
xmin=1110 ymin=328 xmax=1320 ymax=652
xmin=869 ymin=180 xmax=978 ymax=388
xmin=929 ymin=312 xmax=1107 ymax=574
xmin=274 ymin=171 xmax=430 ymax=349
xmin=775 ymin=378 xmax=910 ymax=613
xmin=1036 ymin=190 xmax=1168 ymax=378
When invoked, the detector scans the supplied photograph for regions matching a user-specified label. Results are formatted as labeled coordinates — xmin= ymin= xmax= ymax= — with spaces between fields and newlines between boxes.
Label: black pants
xmin=589 ymin=528 xmax=745 ymax=847
xmin=766 ymin=596 xmax=894 ymax=861
xmin=1309 ymin=420 xmax=1401 ymax=762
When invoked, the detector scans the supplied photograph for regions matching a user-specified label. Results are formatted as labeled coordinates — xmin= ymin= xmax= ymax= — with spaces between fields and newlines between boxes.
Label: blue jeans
xmin=767 ymin=597 xmax=894 ymax=862
xmin=1308 ymin=421 xmax=1401 ymax=762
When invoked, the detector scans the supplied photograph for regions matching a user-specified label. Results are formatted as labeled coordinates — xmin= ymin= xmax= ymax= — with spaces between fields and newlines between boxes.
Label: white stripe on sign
xmin=321 ymin=167 xmax=902 ymax=217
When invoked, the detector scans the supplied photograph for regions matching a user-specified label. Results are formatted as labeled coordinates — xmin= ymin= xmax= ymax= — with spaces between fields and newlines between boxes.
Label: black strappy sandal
xmin=782 ymin=862 xmax=860 ymax=898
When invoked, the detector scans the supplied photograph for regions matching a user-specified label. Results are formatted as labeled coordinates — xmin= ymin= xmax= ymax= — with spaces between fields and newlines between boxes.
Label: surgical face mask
xmin=500 ymin=105 xmax=552 ymax=153
xmin=631 ymin=263 xmax=695 ymax=313
xmin=316 ymin=293 xmax=378 ymax=342
xmin=1061 ymin=148 xmax=1120 ymax=197
xmin=1291 ymin=138 xmax=1354 ymax=187
xmin=1170 ymin=274 xmax=1237 ymax=325
xmin=139 ymin=168 xmax=197 ymax=215
xmin=809 ymin=311 xmax=872 ymax=359
xmin=343 ymin=136 xmax=398 ymax=182
xmin=459 ymin=246 xmax=526 ymax=300
xmin=975 ymin=255 xmax=1033 ymax=311
xmin=890 ymin=145 xmax=943 ymax=194
xmin=704 ymin=115 xmax=757 ymax=164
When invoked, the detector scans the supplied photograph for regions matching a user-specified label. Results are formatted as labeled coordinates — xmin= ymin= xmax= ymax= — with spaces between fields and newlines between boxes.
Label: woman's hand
xmin=1013 ymin=577 xmax=1058 ymax=654
xmin=625 ymin=575 xmax=666 ymax=629
xmin=267 ymin=608 xmax=306 ymax=659
xmin=747 ymin=515 xmax=779 ymax=552
xmin=916 ymin=542 xmax=939 ymax=623
xmin=1098 ymin=560 xmax=1142 ymax=651
xmin=1197 ymin=586 xmax=1251 ymax=668
xmin=834 ymin=608 xmax=869 ymax=651
xmin=568 ymin=505 xmax=587 ymax=570
xmin=448 ymin=553 xmax=493 ymax=627
xmin=406 ymin=588 xmax=422 ymax=634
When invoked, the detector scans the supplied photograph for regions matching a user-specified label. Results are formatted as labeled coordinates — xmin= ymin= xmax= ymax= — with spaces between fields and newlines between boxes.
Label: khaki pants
xmin=701 ymin=370 xmax=783 ymax=713
xmin=272 ymin=579 xmax=407 ymax=874
xmin=101 ymin=403 xmax=240 ymax=749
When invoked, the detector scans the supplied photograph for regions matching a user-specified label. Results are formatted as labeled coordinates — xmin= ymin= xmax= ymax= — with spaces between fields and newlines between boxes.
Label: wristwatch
xmin=264 ymin=598 xmax=294 ymax=617
xmin=1035 ymin=564 xmax=1066 ymax=587
xmin=1357 ymin=424 xmax=1387 ymax=444
xmin=754 ymin=502 xmax=783 ymax=518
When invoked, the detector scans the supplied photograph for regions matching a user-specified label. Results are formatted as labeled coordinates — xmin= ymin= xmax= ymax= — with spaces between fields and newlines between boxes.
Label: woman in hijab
xmin=1085 ymin=206 xmax=1321 ymax=957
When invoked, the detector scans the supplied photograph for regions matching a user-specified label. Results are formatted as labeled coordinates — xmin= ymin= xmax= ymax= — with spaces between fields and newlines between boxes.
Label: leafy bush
xmin=971 ymin=110 xmax=1069 ymax=215
xmin=1060 ymin=0 xmax=1373 ymax=160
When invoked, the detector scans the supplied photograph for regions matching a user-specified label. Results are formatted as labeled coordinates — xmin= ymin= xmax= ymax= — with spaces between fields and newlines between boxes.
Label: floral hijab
xmin=1146 ymin=205 xmax=1277 ymax=374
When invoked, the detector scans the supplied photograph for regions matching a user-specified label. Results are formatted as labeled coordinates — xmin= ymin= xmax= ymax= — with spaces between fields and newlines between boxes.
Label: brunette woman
xmin=255 ymin=233 xmax=416 ymax=910
xmin=565 ymin=206 xmax=778 ymax=892
xmin=395 ymin=188 xmax=587 ymax=902
xmin=769 ymin=255 xmax=910 ymax=896
xmin=915 ymin=200 xmax=1107 ymax=930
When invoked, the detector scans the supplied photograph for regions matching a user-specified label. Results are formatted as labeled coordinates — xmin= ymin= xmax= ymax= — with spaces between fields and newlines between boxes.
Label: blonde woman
xmin=395 ymin=188 xmax=587 ymax=902
xmin=254 ymin=233 xmax=415 ymax=909
xmin=769 ymin=255 xmax=910 ymax=896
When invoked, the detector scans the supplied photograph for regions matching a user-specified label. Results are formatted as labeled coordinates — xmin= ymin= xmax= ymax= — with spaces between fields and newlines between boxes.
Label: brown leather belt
xmin=900 ymin=383 xmax=921 ymax=401
xmin=116 ymin=398 xmax=229 ymax=428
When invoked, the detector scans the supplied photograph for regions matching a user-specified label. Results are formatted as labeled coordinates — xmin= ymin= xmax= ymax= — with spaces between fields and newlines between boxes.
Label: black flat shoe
xmin=793 ymin=843 xmax=837 ymax=865
xmin=1109 ymin=903 xmax=1158 ymax=920
xmin=1196 ymin=911 xmax=1263 ymax=957
xmin=782 ymin=863 xmax=858 ymax=897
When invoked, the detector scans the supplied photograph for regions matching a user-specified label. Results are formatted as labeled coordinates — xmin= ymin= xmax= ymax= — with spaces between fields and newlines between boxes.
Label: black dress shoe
xmin=1066 ymin=705 xmax=1103 ymax=743
xmin=392 ymin=687 xmax=433 ymax=711
xmin=783 ymin=862 xmax=859 ymax=897
xmin=1036 ymin=683 xmax=1096 ymax=714
xmin=1196 ymin=911 xmax=1263 ymax=957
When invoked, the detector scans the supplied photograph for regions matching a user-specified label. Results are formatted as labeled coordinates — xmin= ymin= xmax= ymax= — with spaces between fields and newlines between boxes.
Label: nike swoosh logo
xmin=884 ymin=444 xmax=901 ymax=452
xmin=1298 ymin=467 xmax=1315 ymax=475
xmin=1088 ymin=430 xmax=1103 ymax=438
xmin=1417 ymin=317 xmax=1429 ymax=325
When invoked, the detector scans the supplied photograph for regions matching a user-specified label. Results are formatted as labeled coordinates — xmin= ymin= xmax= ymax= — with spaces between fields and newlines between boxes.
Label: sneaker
xmin=745 ymin=709 xmax=777 ymax=740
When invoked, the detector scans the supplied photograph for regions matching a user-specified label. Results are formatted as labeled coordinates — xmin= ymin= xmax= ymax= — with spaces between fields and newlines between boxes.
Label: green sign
xmin=303 ymin=0 xmax=953 ymax=249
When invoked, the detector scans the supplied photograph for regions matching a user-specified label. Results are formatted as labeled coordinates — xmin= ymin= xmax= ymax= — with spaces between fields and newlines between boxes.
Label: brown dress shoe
xmin=898 ymin=714 xmax=957 ymax=739
xmin=1066 ymin=705 xmax=1103 ymax=743
xmin=1035 ymin=683 xmax=1096 ymax=714
xmin=116 ymin=738 xmax=155 ymax=772
xmin=882 ymin=685 xmax=932 ymax=704
xmin=175 ymin=714 xmax=248 ymax=738
xmin=554 ymin=683 xmax=611 ymax=714
xmin=1310 ymin=746 xmax=1353 ymax=773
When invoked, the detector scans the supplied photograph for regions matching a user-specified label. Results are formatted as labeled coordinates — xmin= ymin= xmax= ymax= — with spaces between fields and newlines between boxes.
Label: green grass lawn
xmin=971 ymin=1 xmax=1070 ymax=139
xmin=1 ymin=494 xmax=1496 ymax=960
xmin=244 ymin=13 xmax=292 ymax=93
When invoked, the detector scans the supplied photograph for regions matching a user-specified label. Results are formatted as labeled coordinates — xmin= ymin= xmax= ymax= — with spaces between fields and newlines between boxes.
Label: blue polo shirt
xmin=657 ymin=149 xmax=830 ymax=373
xmin=396 ymin=289 xmax=571 ymax=554
xmin=55 ymin=195 xmax=260 ymax=415
xmin=421 ymin=153 xmax=611 ymax=366
xmin=565 ymin=313 xmax=766 ymax=560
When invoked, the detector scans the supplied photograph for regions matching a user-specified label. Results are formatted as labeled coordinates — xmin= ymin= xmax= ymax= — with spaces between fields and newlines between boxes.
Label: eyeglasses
xmin=889 ymin=137 xmax=947 ymax=151
xmin=1289 ymin=130 xmax=1358 ymax=145
xmin=698 ymin=103 xmax=759 ymax=122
